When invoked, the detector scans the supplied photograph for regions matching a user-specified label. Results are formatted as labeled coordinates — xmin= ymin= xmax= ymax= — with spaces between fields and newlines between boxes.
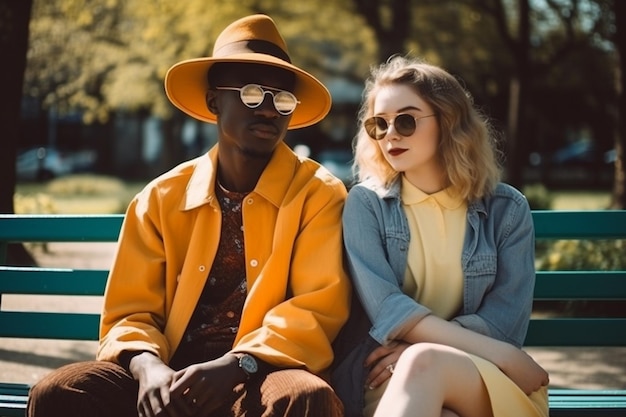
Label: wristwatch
xmin=237 ymin=353 xmax=259 ymax=379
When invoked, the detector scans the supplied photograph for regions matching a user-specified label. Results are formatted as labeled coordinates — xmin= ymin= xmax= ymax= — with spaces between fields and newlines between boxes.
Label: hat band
xmin=214 ymin=40 xmax=291 ymax=63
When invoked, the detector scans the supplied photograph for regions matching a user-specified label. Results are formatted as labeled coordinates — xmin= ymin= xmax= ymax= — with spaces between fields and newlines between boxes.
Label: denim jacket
xmin=332 ymin=179 xmax=535 ymax=417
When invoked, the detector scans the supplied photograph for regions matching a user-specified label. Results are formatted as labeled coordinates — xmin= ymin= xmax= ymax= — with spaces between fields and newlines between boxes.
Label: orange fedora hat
xmin=164 ymin=14 xmax=331 ymax=130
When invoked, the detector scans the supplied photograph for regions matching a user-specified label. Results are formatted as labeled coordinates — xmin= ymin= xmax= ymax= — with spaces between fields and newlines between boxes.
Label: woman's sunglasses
xmin=364 ymin=113 xmax=436 ymax=140
xmin=215 ymin=84 xmax=300 ymax=116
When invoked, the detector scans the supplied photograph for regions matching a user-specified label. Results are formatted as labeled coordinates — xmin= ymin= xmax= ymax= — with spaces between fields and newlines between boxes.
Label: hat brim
xmin=164 ymin=54 xmax=331 ymax=129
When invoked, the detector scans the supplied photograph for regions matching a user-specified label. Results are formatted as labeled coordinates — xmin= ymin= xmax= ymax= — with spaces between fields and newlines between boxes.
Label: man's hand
xmin=129 ymin=352 xmax=181 ymax=417
xmin=169 ymin=353 xmax=246 ymax=415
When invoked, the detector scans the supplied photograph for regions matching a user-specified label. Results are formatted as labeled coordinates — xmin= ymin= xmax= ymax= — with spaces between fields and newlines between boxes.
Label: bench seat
xmin=3 ymin=385 xmax=625 ymax=417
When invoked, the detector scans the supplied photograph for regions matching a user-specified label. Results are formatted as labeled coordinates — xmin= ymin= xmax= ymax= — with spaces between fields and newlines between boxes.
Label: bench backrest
xmin=0 ymin=215 xmax=122 ymax=341
xmin=0 ymin=211 xmax=625 ymax=345
xmin=528 ymin=211 xmax=626 ymax=346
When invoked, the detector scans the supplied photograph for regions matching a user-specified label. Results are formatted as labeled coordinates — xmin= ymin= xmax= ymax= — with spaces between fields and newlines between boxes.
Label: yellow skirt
xmin=471 ymin=354 xmax=548 ymax=417
xmin=363 ymin=353 xmax=548 ymax=417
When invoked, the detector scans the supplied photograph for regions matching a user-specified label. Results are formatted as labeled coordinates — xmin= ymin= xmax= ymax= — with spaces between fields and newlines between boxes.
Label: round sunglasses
xmin=215 ymin=84 xmax=300 ymax=115
xmin=364 ymin=113 xmax=436 ymax=140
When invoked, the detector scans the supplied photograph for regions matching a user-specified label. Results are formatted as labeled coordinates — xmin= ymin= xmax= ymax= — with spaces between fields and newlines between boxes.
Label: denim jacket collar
xmin=374 ymin=176 xmax=488 ymax=219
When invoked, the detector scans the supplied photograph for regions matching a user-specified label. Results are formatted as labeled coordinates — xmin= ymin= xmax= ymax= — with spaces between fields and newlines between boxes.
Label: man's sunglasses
xmin=215 ymin=84 xmax=300 ymax=116
xmin=364 ymin=113 xmax=436 ymax=140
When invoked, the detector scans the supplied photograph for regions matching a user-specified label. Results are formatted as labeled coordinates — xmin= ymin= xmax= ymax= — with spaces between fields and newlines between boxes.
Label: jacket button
xmin=199 ymin=265 xmax=206 ymax=272
xmin=250 ymin=259 xmax=258 ymax=267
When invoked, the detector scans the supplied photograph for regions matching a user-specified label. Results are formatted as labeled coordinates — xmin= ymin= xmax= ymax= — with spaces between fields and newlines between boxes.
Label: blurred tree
xmin=348 ymin=0 xmax=619 ymax=191
xmin=351 ymin=0 xmax=411 ymax=62
xmin=480 ymin=0 xmax=531 ymax=188
xmin=610 ymin=0 xmax=625 ymax=208
xmin=0 ymin=0 xmax=32 ymax=213
xmin=467 ymin=0 xmax=621 ymax=192
xmin=19 ymin=0 xmax=621 ymax=193
xmin=23 ymin=0 xmax=376 ymax=174
xmin=0 ymin=0 xmax=36 ymax=265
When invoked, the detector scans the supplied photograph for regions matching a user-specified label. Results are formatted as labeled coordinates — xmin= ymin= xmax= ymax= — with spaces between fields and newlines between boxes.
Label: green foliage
xmin=14 ymin=192 xmax=57 ymax=214
xmin=23 ymin=0 xmax=618 ymax=132
xmin=24 ymin=0 xmax=377 ymax=123
xmin=537 ymin=239 xmax=626 ymax=271
xmin=523 ymin=183 xmax=553 ymax=210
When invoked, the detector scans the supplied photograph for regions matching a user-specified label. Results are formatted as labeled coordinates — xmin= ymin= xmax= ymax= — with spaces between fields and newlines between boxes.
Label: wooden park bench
xmin=1 ymin=211 xmax=626 ymax=416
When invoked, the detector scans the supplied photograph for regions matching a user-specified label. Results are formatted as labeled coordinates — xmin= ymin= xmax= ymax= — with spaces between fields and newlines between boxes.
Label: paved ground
xmin=1 ymin=242 xmax=625 ymax=389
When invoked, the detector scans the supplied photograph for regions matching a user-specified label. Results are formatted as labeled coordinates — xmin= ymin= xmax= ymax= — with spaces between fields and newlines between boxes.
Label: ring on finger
xmin=386 ymin=363 xmax=395 ymax=374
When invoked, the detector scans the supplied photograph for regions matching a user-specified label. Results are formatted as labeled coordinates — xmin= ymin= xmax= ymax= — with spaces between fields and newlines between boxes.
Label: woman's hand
xmin=497 ymin=344 xmax=550 ymax=395
xmin=364 ymin=340 xmax=411 ymax=389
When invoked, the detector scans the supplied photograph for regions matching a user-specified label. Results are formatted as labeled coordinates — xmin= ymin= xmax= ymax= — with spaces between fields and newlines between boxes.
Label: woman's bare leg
xmin=373 ymin=343 xmax=493 ymax=417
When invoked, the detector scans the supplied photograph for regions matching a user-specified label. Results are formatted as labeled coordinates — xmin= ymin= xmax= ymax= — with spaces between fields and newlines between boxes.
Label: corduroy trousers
xmin=27 ymin=360 xmax=343 ymax=417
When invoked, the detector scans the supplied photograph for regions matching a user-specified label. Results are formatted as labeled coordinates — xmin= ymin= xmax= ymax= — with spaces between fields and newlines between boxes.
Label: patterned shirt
xmin=170 ymin=183 xmax=248 ymax=369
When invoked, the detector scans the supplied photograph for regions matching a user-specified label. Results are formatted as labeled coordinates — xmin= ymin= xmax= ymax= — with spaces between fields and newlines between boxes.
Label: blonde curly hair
xmin=353 ymin=56 xmax=502 ymax=202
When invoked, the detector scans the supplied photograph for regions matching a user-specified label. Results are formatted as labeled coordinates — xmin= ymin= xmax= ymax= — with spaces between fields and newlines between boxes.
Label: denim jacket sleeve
xmin=342 ymin=184 xmax=431 ymax=345
xmin=453 ymin=183 xmax=536 ymax=348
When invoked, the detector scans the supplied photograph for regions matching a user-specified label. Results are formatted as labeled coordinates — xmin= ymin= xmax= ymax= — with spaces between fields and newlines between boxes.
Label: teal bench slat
xmin=532 ymin=210 xmax=626 ymax=239
xmin=550 ymin=389 xmax=626 ymax=398
xmin=0 ymin=384 xmax=29 ymax=417
xmin=3 ymin=385 xmax=625 ymax=417
xmin=0 ymin=311 xmax=100 ymax=340
xmin=0 ymin=267 xmax=107 ymax=296
xmin=535 ymin=271 xmax=626 ymax=300
xmin=526 ymin=318 xmax=626 ymax=346
xmin=549 ymin=388 xmax=626 ymax=417
xmin=1 ymin=211 xmax=625 ymax=417
xmin=549 ymin=392 xmax=626 ymax=417
xmin=0 ymin=214 xmax=123 ymax=243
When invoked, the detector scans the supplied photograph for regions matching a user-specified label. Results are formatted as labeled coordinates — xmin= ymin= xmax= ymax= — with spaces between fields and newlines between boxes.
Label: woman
xmin=334 ymin=56 xmax=549 ymax=417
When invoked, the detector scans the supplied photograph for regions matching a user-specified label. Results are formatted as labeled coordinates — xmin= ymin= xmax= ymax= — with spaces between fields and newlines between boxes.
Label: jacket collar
xmin=374 ymin=176 xmax=489 ymax=217
xmin=180 ymin=142 xmax=296 ymax=211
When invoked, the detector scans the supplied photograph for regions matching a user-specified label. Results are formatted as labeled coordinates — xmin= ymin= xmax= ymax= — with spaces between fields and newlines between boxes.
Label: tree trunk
xmin=0 ymin=0 xmax=37 ymax=265
xmin=611 ymin=0 xmax=626 ymax=209
xmin=505 ymin=0 xmax=531 ymax=190
xmin=353 ymin=0 xmax=411 ymax=62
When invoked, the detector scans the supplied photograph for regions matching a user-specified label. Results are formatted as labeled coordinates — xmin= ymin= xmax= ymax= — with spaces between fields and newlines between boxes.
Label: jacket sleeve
xmin=97 ymin=186 xmax=172 ymax=363
xmin=342 ymin=186 xmax=431 ymax=345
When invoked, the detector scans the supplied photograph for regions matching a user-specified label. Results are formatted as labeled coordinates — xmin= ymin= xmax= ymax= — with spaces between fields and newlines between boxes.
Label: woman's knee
xmin=397 ymin=343 xmax=449 ymax=373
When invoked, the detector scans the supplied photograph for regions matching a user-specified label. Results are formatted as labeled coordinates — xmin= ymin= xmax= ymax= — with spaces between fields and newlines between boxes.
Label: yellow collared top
xmin=401 ymin=176 xmax=467 ymax=319
xmin=97 ymin=142 xmax=350 ymax=374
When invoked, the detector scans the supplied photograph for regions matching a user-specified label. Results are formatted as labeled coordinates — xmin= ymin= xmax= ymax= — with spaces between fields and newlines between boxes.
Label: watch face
xmin=240 ymin=354 xmax=258 ymax=375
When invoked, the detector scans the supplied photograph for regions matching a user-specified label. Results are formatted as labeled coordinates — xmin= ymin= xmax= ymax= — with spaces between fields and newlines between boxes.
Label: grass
xmin=16 ymin=177 xmax=613 ymax=215
xmin=550 ymin=190 xmax=611 ymax=210
xmin=15 ymin=174 xmax=146 ymax=214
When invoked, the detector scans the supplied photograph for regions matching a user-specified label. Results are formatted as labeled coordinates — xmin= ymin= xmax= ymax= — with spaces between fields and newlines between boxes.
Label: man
xmin=28 ymin=14 xmax=350 ymax=417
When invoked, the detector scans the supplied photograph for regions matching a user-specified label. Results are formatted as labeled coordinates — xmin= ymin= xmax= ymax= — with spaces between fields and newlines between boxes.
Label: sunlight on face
xmin=373 ymin=84 xmax=443 ymax=192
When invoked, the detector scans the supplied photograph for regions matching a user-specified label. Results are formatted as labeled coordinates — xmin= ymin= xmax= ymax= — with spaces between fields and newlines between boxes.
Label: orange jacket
xmin=97 ymin=142 xmax=350 ymax=373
